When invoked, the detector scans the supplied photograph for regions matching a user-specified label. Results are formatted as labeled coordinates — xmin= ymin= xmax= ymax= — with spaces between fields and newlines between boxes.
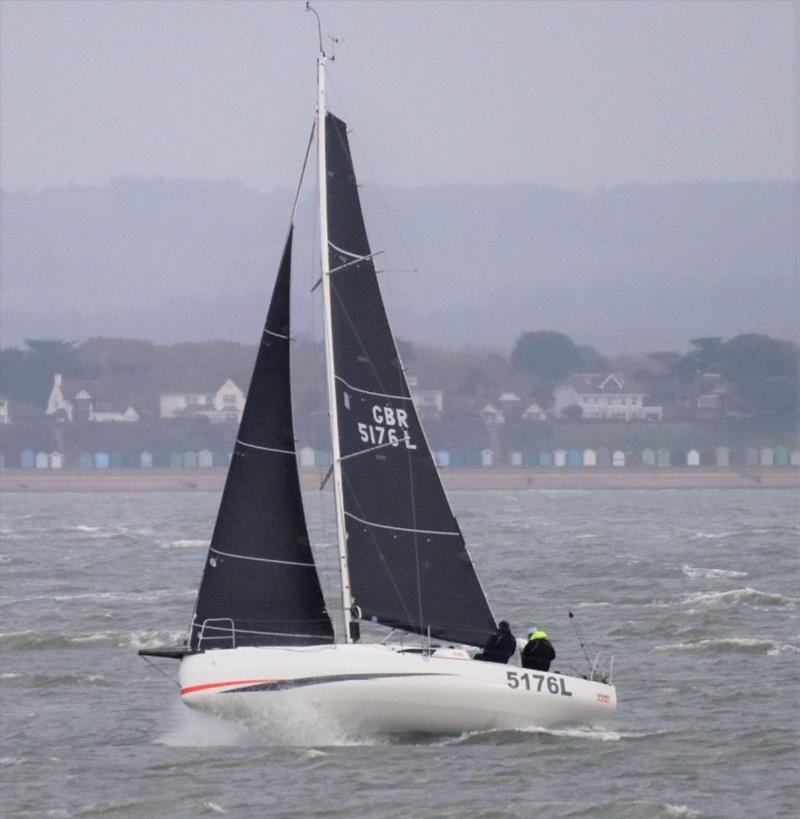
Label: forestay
xmin=324 ymin=113 xmax=497 ymax=648
xmin=189 ymin=229 xmax=334 ymax=649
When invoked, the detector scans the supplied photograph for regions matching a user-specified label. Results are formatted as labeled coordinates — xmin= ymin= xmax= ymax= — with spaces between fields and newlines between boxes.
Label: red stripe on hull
xmin=180 ymin=678 xmax=279 ymax=696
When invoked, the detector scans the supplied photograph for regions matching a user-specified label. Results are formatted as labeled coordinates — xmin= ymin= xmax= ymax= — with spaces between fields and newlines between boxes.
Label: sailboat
xmin=140 ymin=29 xmax=617 ymax=737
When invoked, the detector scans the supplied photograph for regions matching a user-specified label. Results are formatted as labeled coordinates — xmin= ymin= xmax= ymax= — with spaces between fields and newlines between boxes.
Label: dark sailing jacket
xmin=521 ymin=638 xmax=556 ymax=671
xmin=476 ymin=628 xmax=517 ymax=663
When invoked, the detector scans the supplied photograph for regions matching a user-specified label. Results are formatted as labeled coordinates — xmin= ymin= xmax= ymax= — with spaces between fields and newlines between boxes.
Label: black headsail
xmin=325 ymin=113 xmax=497 ymax=648
xmin=189 ymin=228 xmax=334 ymax=650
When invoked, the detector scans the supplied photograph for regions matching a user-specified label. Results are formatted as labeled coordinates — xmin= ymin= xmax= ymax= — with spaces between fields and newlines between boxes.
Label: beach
xmin=1 ymin=466 xmax=797 ymax=493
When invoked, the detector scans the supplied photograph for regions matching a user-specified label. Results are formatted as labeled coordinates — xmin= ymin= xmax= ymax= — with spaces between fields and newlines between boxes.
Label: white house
xmin=480 ymin=404 xmax=505 ymax=426
xmin=406 ymin=376 xmax=445 ymax=422
xmin=552 ymin=373 xmax=662 ymax=421
xmin=160 ymin=378 xmax=245 ymax=423
xmin=0 ymin=398 xmax=9 ymax=424
xmin=46 ymin=374 xmax=139 ymax=423
xmin=522 ymin=402 xmax=547 ymax=421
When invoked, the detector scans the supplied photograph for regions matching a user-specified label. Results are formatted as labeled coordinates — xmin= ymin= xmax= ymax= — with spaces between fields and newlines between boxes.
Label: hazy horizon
xmin=2 ymin=0 xmax=797 ymax=194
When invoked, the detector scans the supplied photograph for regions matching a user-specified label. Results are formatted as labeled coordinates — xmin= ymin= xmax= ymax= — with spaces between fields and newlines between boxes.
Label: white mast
xmin=316 ymin=50 xmax=354 ymax=644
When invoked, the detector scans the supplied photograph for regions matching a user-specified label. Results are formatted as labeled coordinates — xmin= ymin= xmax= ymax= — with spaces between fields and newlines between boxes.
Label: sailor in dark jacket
xmin=521 ymin=628 xmax=556 ymax=671
xmin=474 ymin=620 xmax=517 ymax=664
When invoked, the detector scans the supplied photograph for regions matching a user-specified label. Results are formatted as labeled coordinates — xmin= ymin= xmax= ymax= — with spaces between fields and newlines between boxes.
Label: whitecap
xmin=692 ymin=531 xmax=737 ymax=540
xmin=682 ymin=565 xmax=748 ymax=580
xmin=201 ymin=802 xmax=227 ymax=815
xmin=654 ymin=638 xmax=777 ymax=654
xmin=767 ymin=644 xmax=800 ymax=656
xmin=305 ymin=748 xmax=328 ymax=758
xmin=664 ymin=805 xmax=702 ymax=818
xmin=128 ymin=629 xmax=186 ymax=650
xmin=0 ymin=672 xmax=23 ymax=679
xmin=679 ymin=587 xmax=788 ymax=607
xmin=160 ymin=539 xmax=208 ymax=549
xmin=74 ymin=525 xmax=100 ymax=532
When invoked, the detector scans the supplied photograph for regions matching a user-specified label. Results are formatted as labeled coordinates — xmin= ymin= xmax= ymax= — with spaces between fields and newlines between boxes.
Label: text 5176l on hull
xmin=140 ymin=11 xmax=617 ymax=737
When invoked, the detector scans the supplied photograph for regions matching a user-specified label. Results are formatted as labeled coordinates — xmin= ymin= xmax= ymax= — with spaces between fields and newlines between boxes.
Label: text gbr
xmin=357 ymin=404 xmax=417 ymax=451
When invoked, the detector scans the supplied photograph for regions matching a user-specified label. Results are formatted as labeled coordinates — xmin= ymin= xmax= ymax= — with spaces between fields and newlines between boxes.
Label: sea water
xmin=1 ymin=489 xmax=797 ymax=818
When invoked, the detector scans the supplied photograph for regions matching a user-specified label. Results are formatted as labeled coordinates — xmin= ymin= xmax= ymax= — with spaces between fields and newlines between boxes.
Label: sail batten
xmin=324 ymin=112 xmax=497 ymax=648
xmin=189 ymin=228 xmax=334 ymax=650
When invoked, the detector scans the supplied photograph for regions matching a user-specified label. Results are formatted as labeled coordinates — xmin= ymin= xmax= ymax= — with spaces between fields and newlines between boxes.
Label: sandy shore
xmin=1 ymin=467 xmax=797 ymax=493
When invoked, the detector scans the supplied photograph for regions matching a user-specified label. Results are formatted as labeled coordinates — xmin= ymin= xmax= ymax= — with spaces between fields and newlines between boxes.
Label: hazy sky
xmin=1 ymin=0 xmax=797 ymax=193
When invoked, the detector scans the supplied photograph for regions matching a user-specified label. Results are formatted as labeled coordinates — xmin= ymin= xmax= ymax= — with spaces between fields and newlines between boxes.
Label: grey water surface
xmin=1 ymin=489 xmax=797 ymax=818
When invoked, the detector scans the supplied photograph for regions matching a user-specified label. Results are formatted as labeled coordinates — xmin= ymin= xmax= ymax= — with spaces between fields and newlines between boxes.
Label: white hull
xmin=179 ymin=643 xmax=616 ymax=737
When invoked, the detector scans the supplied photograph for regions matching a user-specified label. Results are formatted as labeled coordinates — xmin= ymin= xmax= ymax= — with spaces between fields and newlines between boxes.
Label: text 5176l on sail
xmin=139 ymin=14 xmax=617 ymax=736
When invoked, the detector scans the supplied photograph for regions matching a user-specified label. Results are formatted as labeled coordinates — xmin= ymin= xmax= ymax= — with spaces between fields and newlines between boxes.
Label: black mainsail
xmin=324 ymin=113 xmax=497 ymax=648
xmin=189 ymin=229 xmax=334 ymax=649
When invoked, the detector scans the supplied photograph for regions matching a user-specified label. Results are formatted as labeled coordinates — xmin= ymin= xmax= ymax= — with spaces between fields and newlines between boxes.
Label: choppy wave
xmin=0 ymin=628 xmax=185 ymax=651
xmin=679 ymin=587 xmax=790 ymax=607
xmin=681 ymin=565 xmax=748 ymax=579
xmin=160 ymin=539 xmax=208 ymax=549
xmin=0 ymin=671 xmax=109 ymax=688
xmin=654 ymin=638 xmax=778 ymax=654
xmin=664 ymin=806 xmax=702 ymax=818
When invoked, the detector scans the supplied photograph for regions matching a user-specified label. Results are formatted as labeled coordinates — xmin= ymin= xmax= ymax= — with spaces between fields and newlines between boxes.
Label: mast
xmin=317 ymin=51 xmax=354 ymax=643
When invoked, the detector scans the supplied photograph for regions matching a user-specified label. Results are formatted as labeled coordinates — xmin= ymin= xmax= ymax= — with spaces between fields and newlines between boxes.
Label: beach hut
xmin=20 ymin=449 xmax=34 ymax=469
xmin=759 ymin=447 xmax=774 ymax=467
xmin=481 ymin=449 xmax=494 ymax=467
xmin=553 ymin=449 xmax=567 ymax=467
xmin=656 ymin=448 xmax=671 ymax=467
xmin=612 ymin=450 xmax=626 ymax=467
xmin=522 ymin=451 xmax=538 ymax=467
xmin=700 ymin=449 xmax=715 ymax=465
xmin=596 ymin=447 xmax=611 ymax=467
xmin=774 ymin=446 xmax=789 ymax=467
xmin=315 ymin=450 xmax=331 ymax=468
xmin=566 ymin=450 xmax=582 ymax=467
xmin=110 ymin=453 xmax=124 ymax=469
xmin=582 ymin=449 xmax=597 ymax=467
xmin=79 ymin=452 xmax=93 ymax=469
xmin=641 ymin=448 xmax=656 ymax=467
xmin=686 ymin=449 xmax=700 ymax=467
xmin=715 ymin=447 xmax=730 ymax=467
xmin=35 ymin=451 xmax=48 ymax=469
xmin=183 ymin=451 xmax=198 ymax=469
xmin=538 ymin=451 xmax=554 ymax=467
xmin=435 ymin=451 xmax=450 ymax=468
xmin=509 ymin=451 xmax=522 ymax=467
xmin=198 ymin=449 xmax=214 ymax=468
xmin=790 ymin=448 xmax=800 ymax=467
xmin=153 ymin=451 xmax=170 ymax=468
xmin=168 ymin=452 xmax=182 ymax=469
xmin=140 ymin=451 xmax=154 ymax=469
xmin=745 ymin=448 xmax=759 ymax=466
xmin=729 ymin=449 xmax=746 ymax=466
xmin=299 ymin=446 xmax=315 ymax=468
xmin=49 ymin=451 xmax=63 ymax=469
xmin=94 ymin=452 xmax=110 ymax=469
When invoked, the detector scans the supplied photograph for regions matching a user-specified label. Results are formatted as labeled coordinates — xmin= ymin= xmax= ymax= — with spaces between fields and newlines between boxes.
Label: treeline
xmin=0 ymin=331 xmax=797 ymax=426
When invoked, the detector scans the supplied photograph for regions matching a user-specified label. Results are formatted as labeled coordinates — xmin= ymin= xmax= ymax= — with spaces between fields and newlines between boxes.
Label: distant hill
xmin=1 ymin=177 xmax=796 ymax=354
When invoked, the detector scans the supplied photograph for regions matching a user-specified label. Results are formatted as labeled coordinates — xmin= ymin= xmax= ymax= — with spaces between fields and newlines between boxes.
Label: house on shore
xmin=46 ymin=374 xmax=140 ymax=423
xmin=552 ymin=373 xmax=662 ymax=421
xmin=159 ymin=378 xmax=245 ymax=423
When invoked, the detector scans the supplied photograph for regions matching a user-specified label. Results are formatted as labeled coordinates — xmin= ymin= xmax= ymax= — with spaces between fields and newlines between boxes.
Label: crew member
xmin=521 ymin=628 xmax=556 ymax=671
xmin=474 ymin=620 xmax=517 ymax=664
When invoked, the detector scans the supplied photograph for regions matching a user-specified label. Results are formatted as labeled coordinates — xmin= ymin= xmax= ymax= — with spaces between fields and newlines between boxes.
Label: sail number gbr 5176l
xmin=506 ymin=670 xmax=573 ymax=697
xmin=357 ymin=405 xmax=417 ymax=450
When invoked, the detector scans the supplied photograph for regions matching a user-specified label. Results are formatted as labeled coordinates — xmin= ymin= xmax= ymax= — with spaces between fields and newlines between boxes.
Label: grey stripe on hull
xmin=222 ymin=672 xmax=453 ymax=693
